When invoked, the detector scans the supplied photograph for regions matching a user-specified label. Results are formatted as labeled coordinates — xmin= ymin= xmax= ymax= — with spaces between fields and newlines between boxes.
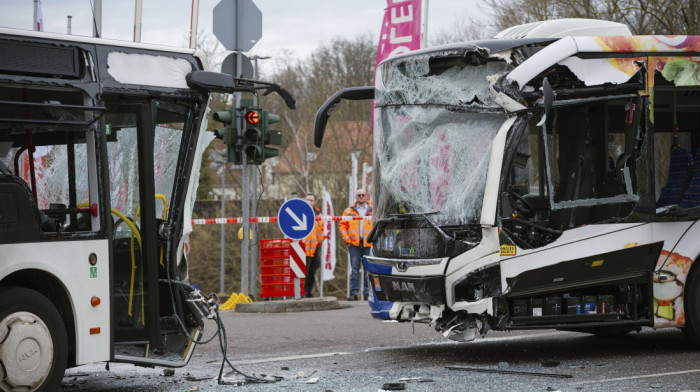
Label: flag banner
xmin=36 ymin=0 xmax=43 ymax=31
xmin=376 ymin=0 xmax=422 ymax=67
xmin=321 ymin=189 xmax=336 ymax=281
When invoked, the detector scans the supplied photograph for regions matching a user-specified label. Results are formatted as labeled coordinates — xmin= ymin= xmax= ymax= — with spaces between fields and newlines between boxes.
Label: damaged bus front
xmin=315 ymin=19 xmax=700 ymax=344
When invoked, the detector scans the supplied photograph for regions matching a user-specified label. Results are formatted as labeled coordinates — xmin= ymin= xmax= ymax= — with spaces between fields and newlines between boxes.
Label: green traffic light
xmin=213 ymin=109 xmax=233 ymax=124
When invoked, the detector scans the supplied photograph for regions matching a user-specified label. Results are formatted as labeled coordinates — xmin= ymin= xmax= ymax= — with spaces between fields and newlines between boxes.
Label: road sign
xmin=289 ymin=241 xmax=306 ymax=278
xmin=213 ymin=0 xmax=262 ymax=52
xmin=277 ymin=199 xmax=314 ymax=240
xmin=221 ymin=52 xmax=254 ymax=78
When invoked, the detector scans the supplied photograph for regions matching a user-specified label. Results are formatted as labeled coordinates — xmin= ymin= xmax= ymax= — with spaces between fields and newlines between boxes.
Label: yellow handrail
xmin=79 ymin=195 xmax=168 ymax=326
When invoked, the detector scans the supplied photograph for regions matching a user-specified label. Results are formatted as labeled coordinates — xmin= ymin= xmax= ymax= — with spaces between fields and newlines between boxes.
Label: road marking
xmin=232 ymin=351 xmax=351 ymax=365
xmin=572 ymin=368 xmax=700 ymax=385
xmin=363 ymin=331 xmax=570 ymax=352
xmin=232 ymin=331 xmax=574 ymax=365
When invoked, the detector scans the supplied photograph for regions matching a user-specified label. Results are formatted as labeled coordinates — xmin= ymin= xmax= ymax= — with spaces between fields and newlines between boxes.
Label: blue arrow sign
xmin=277 ymin=199 xmax=315 ymax=240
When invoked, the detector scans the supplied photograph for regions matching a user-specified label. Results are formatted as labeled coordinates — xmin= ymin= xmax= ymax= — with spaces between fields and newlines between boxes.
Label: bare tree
xmin=430 ymin=11 xmax=496 ymax=45
xmin=261 ymin=34 xmax=375 ymax=195
xmin=484 ymin=0 xmax=700 ymax=35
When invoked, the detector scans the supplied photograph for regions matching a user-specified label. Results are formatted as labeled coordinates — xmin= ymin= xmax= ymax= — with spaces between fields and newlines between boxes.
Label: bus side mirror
xmin=314 ymin=86 xmax=374 ymax=147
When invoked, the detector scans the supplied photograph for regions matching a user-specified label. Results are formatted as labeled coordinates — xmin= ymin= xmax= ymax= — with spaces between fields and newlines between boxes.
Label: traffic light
xmin=243 ymin=108 xmax=264 ymax=164
xmin=262 ymin=111 xmax=282 ymax=161
xmin=241 ymin=108 xmax=283 ymax=165
xmin=212 ymin=107 xmax=242 ymax=164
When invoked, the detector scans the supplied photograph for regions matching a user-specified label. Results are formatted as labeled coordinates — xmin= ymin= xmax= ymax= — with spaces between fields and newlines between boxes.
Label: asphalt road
xmin=60 ymin=300 xmax=700 ymax=391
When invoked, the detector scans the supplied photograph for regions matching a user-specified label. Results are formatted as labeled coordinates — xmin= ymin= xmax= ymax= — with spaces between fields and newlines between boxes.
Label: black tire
xmin=682 ymin=264 xmax=700 ymax=346
xmin=0 ymin=286 xmax=68 ymax=392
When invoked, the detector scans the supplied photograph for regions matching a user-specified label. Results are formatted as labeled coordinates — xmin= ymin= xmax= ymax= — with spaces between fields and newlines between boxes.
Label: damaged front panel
xmin=373 ymin=49 xmax=510 ymax=264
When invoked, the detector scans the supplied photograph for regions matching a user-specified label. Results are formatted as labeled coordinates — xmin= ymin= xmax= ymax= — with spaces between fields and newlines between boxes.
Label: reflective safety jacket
xmin=302 ymin=205 xmax=324 ymax=257
xmin=339 ymin=201 xmax=373 ymax=247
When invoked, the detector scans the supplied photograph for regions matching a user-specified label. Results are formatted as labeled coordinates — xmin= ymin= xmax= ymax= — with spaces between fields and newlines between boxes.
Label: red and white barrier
xmin=289 ymin=241 xmax=306 ymax=278
xmin=191 ymin=215 xmax=371 ymax=225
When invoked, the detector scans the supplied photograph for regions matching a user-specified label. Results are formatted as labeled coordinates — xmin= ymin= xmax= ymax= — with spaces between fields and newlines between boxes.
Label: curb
xmin=235 ymin=296 xmax=343 ymax=313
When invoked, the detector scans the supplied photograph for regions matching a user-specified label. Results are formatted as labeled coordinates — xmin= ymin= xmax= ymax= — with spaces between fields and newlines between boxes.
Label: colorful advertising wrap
xmin=376 ymin=0 xmax=422 ymax=66
xmin=322 ymin=189 xmax=336 ymax=281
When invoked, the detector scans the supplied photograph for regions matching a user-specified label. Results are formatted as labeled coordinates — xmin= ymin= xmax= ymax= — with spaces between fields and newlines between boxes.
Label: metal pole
xmin=67 ymin=15 xmax=72 ymax=35
xmin=93 ymin=0 xmax=102 ymax=38
xmin=234 ymin=0 xmax=250 ymax=296
xmin=33 ymin=0 xmax=38 ymax=31
xmin=189 ymin=0 xmax=200 ymax=49
xmin=320 ymin=187 xmax=326 ymax=298
xmin=220 ymin=166 xmax=225 ymax=294
xmin=249 ymin=56 xmax=260 ymax=299
xmin=133 ymin=0 xmax=143 ymax=42
xmin=346 ymin=176 xmax=352 ymax=299
xmin=421 ymin=0 xmax=428 ymax=48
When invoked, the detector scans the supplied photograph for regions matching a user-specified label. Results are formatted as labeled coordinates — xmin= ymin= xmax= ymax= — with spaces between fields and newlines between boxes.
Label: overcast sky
xmin=0 ymin=0 xmax=484 ymax=60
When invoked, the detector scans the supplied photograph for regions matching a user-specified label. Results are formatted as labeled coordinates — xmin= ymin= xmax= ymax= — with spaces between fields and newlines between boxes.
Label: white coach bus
xmin=314 ymin=19 xmax=700 ymax=343
xmin=0 ymin=28 xmax=240 ymax=391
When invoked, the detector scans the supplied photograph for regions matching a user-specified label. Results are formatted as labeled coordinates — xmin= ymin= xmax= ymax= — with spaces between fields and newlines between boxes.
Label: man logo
xmin=392 ymin=281 xmax=416 ymax=292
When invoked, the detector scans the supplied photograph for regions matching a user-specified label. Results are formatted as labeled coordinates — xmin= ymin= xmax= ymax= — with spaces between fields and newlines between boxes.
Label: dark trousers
xmin=304 ymin=252 xmax=321 ymax=296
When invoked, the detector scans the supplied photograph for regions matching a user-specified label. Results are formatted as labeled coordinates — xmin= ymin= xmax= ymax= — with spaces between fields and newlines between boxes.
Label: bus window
xmin=153 ymin=102 xmax=190 ymax=221
xmin=0 ymin=90 xmax=103 ymax=237
xmin=546 ymin=99 xmax=639 ymax=229
xmin=651 ymin=58 xmax=700 ymax=212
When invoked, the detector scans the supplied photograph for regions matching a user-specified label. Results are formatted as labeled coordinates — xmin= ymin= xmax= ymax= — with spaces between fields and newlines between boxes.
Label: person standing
xmin=339 ymin=189 xmax=372 ymax=301
xmin=302 ymin=193 xmax=324 ymax=298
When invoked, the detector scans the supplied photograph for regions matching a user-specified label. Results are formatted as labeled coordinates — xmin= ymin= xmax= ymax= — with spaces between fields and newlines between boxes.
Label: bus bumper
xmin=364 ymin=256 xmax=445 ymax=320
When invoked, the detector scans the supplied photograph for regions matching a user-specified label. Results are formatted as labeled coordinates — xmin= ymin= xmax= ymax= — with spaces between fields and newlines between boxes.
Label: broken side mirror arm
xmin=314 ymin=86 xmax=374 ymax=147
xmin=186 ymin=71 xmax=296 ymax=110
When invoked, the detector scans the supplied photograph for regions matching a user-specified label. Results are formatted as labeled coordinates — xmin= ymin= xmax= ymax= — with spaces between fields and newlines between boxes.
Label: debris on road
xmin=446 ymin=365 xmax=573 ymax=378
xmin=381 ymin=382 xmax=406 ymax=390
xmin=162 ymin=369 xmax=175 ymax=377
xmin=306 ymin=377 xmax=320 ymax=384
xmin=541 ymin=360 xmax=561 ymax=367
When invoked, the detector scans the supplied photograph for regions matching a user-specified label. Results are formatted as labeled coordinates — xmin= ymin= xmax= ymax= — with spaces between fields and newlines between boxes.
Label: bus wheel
xmin=682 ymin=265 xmax=700 ymax=346
xmin=0 ymin=287 xmax=68 ymax=392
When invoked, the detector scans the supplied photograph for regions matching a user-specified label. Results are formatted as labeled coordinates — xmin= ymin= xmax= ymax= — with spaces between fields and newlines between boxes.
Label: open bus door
xmin=106 ymin=99 xmax=203 ymax=365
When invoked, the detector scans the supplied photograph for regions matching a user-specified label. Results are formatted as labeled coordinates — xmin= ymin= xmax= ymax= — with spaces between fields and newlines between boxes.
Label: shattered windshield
xmin=374 ymin=51 xmax=510 ymax=226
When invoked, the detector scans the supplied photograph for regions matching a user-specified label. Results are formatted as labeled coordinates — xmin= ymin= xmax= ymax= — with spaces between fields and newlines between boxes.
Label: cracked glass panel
xmin=1 ymin=137 xmax=90 ymax=230
xmin=374 ymin=51 xmax=510 ymax=227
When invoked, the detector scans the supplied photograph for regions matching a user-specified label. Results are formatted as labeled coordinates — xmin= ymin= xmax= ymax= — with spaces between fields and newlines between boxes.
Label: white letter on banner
xmin=389 ymin=27 xmax=413 ymax=44
xmin=391 ymin=4 xmax=413 ymax=24
xmin=389 ymin=46 xmax=410 ymax=57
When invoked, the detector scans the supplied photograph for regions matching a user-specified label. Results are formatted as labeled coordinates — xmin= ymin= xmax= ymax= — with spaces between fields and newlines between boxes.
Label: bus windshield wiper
xmin=367 ymin=211 xmax=450 ymax=244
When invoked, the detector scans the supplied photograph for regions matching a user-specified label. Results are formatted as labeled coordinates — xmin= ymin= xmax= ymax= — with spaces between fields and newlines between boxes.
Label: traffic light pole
xmin=237 ymin=49 xmax=250 ymax=297
xmin=250 ymin=56 xmax=261 ymax=299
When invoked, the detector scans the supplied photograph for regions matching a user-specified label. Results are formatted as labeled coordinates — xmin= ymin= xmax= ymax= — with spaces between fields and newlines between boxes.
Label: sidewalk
xmin=235 ymin=296 xmax=346 ymax=313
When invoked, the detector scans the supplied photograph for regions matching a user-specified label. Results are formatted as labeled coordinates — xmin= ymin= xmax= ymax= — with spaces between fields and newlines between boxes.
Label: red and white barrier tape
xmin=191 ymin=215 xmax=371 ymax=225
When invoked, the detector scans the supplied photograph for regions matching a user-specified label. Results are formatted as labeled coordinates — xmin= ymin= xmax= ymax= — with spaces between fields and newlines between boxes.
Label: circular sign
xmin=277 ymin=199 xmax=315 ymax=240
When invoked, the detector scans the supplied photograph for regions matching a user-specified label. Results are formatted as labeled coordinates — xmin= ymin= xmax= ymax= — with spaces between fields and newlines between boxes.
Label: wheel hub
xmin=0 ymin=311 xmax=53 ymax=391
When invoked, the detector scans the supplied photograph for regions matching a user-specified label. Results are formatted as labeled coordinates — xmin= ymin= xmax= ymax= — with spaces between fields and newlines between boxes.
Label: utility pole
xmin=93 ymin=0 xmax=102 ymax=38
xmin=249 ymin=55 xmax=270 ymax=299
xmin=133 ymin=0 xmax=143 ymax=42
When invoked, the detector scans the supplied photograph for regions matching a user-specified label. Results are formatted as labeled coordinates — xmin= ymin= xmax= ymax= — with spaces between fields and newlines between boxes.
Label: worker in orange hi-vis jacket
xmin=302 ymin=193 xmax=325 ymax=297
xmin=339 ymin=189 xmax=372 ymax=301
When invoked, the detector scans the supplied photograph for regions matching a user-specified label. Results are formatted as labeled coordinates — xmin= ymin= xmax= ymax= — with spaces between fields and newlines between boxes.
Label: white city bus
xmin=314 ymin=19 xmax=700 ymax=344
xmin=0 ymin=28 xmax=232 ymax=391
